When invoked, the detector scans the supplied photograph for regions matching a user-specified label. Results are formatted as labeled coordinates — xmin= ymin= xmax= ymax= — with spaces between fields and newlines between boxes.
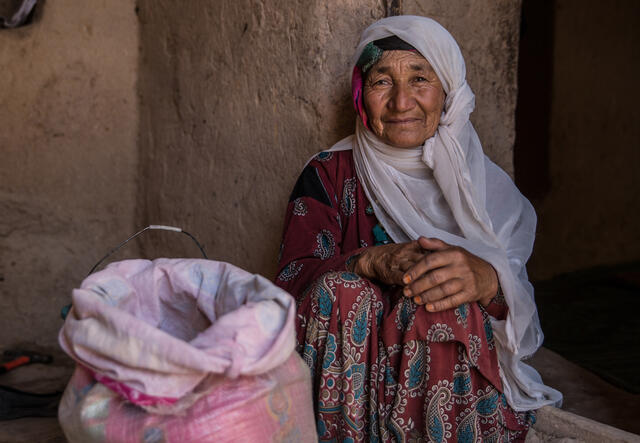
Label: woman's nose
xmin=389 ymin=84 xmax=415 ymax=112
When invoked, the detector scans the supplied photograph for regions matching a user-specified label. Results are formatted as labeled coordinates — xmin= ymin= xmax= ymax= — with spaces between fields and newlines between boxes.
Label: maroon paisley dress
xmin=275 ymin=150 xmax=534 ymax=442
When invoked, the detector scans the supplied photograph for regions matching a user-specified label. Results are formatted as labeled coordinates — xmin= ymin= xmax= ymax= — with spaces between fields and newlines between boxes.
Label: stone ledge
xmin=528 ymin=406 xmax=640 ymax=443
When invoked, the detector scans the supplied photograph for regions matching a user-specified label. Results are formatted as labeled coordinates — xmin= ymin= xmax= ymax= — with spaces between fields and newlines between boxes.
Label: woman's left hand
xmin=402 ymin=237 xmax=499 ymax=312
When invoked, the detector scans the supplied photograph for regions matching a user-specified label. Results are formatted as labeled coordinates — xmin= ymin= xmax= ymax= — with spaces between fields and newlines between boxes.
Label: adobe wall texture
xmin=136 ymin=0 xmax=523 ymax=279
xmin=136 ymin=0 xmax=387 ymax=275
xmin=0 ymin=0 xmax=525 ymax=348
xmin=0 ymin=1 xmax=139 ymax=348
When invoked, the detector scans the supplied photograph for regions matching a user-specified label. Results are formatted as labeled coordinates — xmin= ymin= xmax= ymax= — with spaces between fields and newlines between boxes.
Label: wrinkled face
xmin=363 ymin=50 xmax=445 ymax=148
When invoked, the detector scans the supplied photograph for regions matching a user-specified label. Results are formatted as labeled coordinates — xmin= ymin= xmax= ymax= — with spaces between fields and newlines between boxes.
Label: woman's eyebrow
xmin=409 ymin=63 xmax=430 ymax=72
xmin=372 ymin=65 xmax=391 ymax=75
xmin=372 ymin=63 xmax=428 ymax=75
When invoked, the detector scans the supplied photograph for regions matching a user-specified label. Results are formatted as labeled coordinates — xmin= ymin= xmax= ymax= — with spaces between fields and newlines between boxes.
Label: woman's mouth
xmin=385 ymin=118 xmax=421 ymax=125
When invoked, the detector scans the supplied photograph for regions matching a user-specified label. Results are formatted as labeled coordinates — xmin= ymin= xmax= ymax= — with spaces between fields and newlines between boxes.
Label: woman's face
xmin=363 ymin=50 xmax=445 ymax=148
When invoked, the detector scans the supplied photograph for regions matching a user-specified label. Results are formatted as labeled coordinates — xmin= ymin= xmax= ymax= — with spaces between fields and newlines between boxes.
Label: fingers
xmin=400 ymin=260 xmax=416 ymax=272
xmin=358 ymin=241 xmax=425 ymax=285
xmin=424 ymin=292 xmax=470 ymax=312
xmin=402 ymin=248 xmax=462 ymax=286
xmin=387 ymin=242 xmax=424 ymax=272
xmin=417 ymin=236 xmax=449 ymax=251
xmin=401 ymin=243 xmax=499 ymax=313
xmin=386 ymin=268 xmax=408 ymax=286
xmin=409 ymin=278 xmax=463 ymax=305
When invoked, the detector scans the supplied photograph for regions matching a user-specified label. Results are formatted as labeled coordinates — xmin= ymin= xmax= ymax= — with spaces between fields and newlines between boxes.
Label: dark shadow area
xmin=514 ymin=0 xmax=553 ymax=201
xmin=517 ymin=0 xmax=640 ymax=432
xmin=0 ymin=0 xmax=44 ymax=28
xmin=534 ymin=262 xmax=640 ymax=394
xmin=518 ymin=0 xmax=640 ymax=280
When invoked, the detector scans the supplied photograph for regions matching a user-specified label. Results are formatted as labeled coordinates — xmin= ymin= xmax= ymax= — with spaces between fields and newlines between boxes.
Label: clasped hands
xmin=351 ymin=237 xmax=498 ymax=312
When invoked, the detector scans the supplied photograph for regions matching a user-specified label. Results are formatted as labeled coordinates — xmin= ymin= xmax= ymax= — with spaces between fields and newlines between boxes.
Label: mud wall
xmin=0 ymin=0 xmax=525 ymax=349
xmin=0 ymin=1 xmax=139 ymax=348
xmin=137 ymin=0 xmax=524 ymax=279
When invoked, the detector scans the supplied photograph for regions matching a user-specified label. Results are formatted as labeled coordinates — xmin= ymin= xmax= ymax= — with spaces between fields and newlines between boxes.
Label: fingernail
xmin=403 ymin=287 xmax=412 ymax=297
xmin=413 ymin=296 xmax=421 ymax=304
xmin=426 ymin=303 xmax=434 ymax=311
xmin=403 ymin=274 xmax=411 ymax=284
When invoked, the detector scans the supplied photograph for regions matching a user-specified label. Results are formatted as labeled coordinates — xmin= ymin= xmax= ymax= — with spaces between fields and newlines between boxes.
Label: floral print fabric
xmin=276 ymin=151 xmax=534 ymax=442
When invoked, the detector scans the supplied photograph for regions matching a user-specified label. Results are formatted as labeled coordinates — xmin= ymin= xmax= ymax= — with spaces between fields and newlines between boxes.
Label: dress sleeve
xmin=275 ymin=156 xmax=363 ymax=299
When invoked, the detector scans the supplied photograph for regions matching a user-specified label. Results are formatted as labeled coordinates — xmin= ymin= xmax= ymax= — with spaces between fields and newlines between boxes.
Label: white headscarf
xmin=325 ymin=15 xmax=562 ymax=411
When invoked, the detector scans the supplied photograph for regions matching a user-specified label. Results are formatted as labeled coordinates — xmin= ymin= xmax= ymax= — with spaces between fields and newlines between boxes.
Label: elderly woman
xmin=275 ymin=16 xmax=561 ymax=442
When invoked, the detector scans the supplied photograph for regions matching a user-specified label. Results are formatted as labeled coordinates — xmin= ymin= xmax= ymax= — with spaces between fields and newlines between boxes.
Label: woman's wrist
xmin=480 ymin=267 xmax=501 ymax=306
xmin=346 ymin=248 xmax=375 ymax=279
xmin=346 ymin=252 xmax=362 ymax=273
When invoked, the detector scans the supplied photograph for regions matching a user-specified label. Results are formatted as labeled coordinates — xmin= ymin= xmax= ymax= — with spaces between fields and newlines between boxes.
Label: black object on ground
xmin=534 ymin=261 xmax=640 ymax=394
xmin=0 ymin=385 xmax=61 ymax=420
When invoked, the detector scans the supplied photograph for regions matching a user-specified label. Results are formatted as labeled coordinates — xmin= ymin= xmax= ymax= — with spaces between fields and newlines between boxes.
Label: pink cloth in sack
xmin=58 ymin=354 xmax=316 ymax=442
xmin=58 ymin=258 xmax=297 ymax=406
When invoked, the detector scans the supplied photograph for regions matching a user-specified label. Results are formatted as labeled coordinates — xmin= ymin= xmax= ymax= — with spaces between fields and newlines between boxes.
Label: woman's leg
xmin=296 ymin=271 xmax=387 ymax=442
xmin=379 ymin=296 xmax=534 ymax=442
xmin=297 ymin=272 xmax=534 ymax=442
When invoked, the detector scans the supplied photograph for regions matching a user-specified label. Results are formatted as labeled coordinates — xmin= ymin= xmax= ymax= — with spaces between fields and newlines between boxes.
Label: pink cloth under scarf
xmin=351 ymin=65 xmax=369 ymax=130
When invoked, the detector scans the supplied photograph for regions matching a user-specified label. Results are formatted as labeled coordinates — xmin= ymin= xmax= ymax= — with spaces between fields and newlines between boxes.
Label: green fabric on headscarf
xmin=355 ymin=35 xmax=417 ymax=74
xmin=356 ymin=42 xmax=384 ymax=73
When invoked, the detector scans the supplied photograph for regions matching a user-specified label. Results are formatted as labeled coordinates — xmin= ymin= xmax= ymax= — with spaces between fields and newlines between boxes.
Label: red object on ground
xmin=0 ymin=355 xmax=30 ymax=373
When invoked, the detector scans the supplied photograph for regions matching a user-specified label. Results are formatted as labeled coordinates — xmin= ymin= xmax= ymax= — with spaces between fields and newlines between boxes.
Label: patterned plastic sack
xmin=58 ymin=258 xmax=316 ymax=442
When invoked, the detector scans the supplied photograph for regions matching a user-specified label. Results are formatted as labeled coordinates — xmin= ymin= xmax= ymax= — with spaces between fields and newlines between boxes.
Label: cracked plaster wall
xmin=0 ymin=0 xmax=524 ymax=349
xmin=0 ymin=0 xmax=139 ymax=348
xmin=136 ymin=0 xmax=523 ymax=279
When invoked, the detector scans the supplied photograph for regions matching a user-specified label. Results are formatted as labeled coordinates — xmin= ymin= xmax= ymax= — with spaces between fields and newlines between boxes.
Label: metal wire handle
xmin=61 ymin=225 xmax=208 ymax=320
xmin=87 ymin=225 xmax=208 ymax=276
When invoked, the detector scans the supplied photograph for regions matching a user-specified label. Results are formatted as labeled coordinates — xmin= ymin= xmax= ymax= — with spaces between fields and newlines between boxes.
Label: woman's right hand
xmin=350 ymin=241 xmax=426 ymax=286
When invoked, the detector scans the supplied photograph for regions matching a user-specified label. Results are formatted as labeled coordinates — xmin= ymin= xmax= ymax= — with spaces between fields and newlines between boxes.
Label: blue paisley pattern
xmin=303 ymin=343 xmax=317 ymax=373
xmin=453 ymin=371 xmax=472 ymax=396
xmin=275 ymin=152 xmax=535 ymax=442
xmin=279 ymin=155 xmax=533 ymax=442
xmin=316 ymin=151 xmax=334 ymax=162
xmin=277 ymin=260 xmax=303 ymax=282
xmin=485 ymin=318 xmax=495 ymax=351
xmin=341 ymin=177 xmax=357 ymax=216
xmin=396 ymin=297 xmax=416 ymax=332
xmin=316 ymin=284 xmax=334 ymax=319
xmin=297 ymin=271 xmax=533 ymax=442
xmin=404 ymin=340 xmax=429 ymax=393
xmin=456 ymin=411 xmax=478 ymax=443
xmin=455 ymin=303 xmax=469 ymax=328
xmin=313 ymin=229 xmax=336 ymax=260
xmin=322 ymin=333 xmax=338 ymax=370
xmin=476 ymin=391 xmax=499 ymax=416
xmin=297 ymin=270 xmax=533 ymax=442
xmin=426 ymin=386 xmax=452 ymax=442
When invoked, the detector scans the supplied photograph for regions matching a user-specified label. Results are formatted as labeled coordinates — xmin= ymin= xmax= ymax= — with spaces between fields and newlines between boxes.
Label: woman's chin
xmin=382 ymin=133 xmax=428 ymax=149
xmin=377 ymin=124 xmax=433 ymax=148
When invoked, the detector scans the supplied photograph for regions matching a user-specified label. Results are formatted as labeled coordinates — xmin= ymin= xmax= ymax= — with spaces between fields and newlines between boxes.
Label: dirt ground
xmin=0 ymin=347 xmax=638 ymax=442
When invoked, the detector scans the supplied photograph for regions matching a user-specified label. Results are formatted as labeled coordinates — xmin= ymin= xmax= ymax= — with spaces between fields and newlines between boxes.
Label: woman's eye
xmin=372 ymin=78 xmax=391 ymax=86
xmin=413 ymin=76 xmax=427 ymax=82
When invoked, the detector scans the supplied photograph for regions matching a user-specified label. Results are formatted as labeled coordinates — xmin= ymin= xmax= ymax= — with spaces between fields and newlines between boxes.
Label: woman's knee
xmin=306 ymin=271 xmax=384 ymax=319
